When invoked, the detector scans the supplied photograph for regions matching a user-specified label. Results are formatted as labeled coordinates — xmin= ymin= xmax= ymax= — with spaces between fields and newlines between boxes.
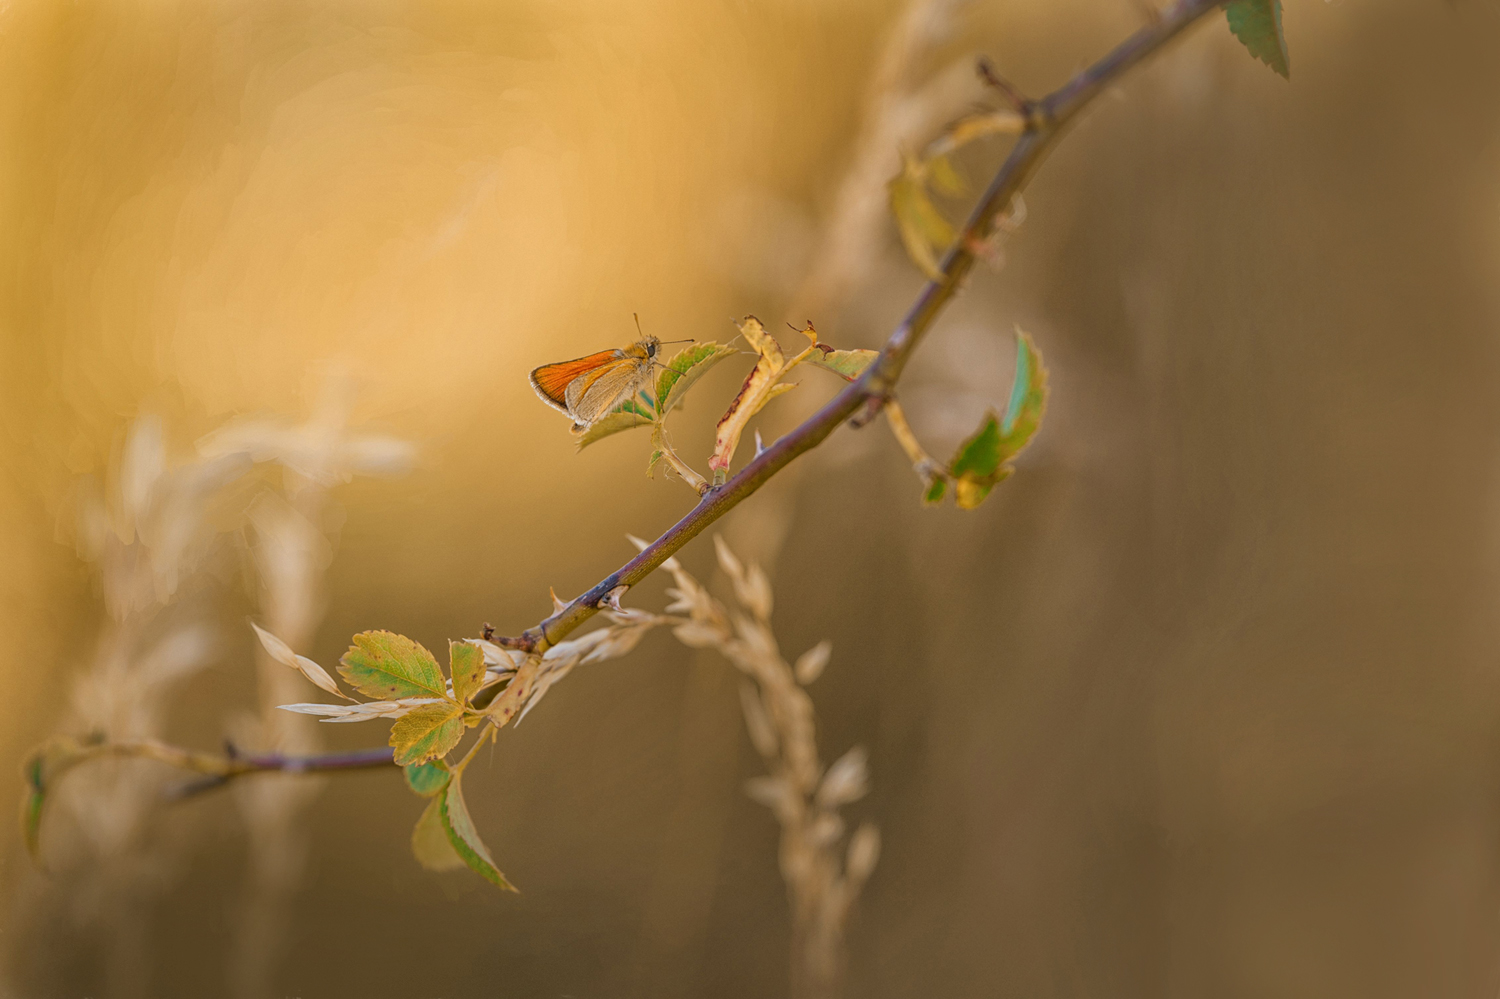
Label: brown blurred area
xmin=5 ymin=0 xmax=1500 ymax=996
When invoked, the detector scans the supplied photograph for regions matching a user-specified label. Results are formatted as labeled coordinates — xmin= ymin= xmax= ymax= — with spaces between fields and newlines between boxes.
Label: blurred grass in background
xmin=4 ymin=0 xmax=1500 ymax=996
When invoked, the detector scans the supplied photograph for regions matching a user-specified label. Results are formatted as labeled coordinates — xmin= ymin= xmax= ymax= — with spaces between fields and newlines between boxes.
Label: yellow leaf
xmin=888 ymin=160 xmax=953 ymax=281
xmin=389 ymin=701 xmax=465 ymax=766
xmin=448 ymin=640 xmax=486 ymax=706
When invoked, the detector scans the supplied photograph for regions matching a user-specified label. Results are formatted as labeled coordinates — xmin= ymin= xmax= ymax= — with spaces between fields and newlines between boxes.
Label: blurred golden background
xmin=4 ymin=0 xmax=1500 ymax=996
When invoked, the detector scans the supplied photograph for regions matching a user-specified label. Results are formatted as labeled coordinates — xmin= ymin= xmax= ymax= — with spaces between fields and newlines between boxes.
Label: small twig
xmin=883 ymin=400 xmax=946 ymax=489
xmin=45 ymin=740 xmax=397 ymax=802
xmin=975 ymin=56 xmax=1034 ymax=117
xmin=482 ymin=0 xmax=1223 ymax=655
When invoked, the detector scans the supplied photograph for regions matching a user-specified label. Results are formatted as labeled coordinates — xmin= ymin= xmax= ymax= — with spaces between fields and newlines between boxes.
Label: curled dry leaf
xmin=251 ymin=622 xmax=349 ymax=700
xmin=794 ymin=640 xmax=832 ymax=685
xmin=817 ymin=746 xmax=870 ymax=809
xmin=708 ymin=318 xmax=818 ymax=474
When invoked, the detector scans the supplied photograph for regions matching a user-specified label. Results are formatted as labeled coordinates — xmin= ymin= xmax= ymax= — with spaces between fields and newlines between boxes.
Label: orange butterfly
xmin=530 ymin=330 xmax=690 ymax=433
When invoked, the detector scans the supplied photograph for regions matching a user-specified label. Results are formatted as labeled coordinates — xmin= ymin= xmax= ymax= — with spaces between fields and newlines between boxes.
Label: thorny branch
xmin=34 ymin=0 xmax=1230 ymax=815
xmin=489 ymin=0 xmax=1227 ymax=656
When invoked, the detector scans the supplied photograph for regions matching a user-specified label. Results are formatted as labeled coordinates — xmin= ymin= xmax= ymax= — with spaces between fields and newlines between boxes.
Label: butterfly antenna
xmin=634 ymin=312 xmax=646 ymax=339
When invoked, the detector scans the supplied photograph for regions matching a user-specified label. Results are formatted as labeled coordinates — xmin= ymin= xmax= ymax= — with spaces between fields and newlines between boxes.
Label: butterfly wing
xmin=530 ymin=350 xmax=623 ymax=416
xmin=567 ymin=358 xmax=653 ymax=428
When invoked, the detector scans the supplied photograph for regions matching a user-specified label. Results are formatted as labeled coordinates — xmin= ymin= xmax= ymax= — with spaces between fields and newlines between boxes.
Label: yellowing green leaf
xmin=574 ymin=400 xmax=654 ymax=450
xmin=338 ymin=631 xmax=447 ymax=701
xmin=928 ymin=154 xmax=965 ymax=197
xmin=440 ymin=771 xmax=517 ymax=891
xmin=389 ymin=701 xmax=465 ymax=766
xmin=657 ymin=342 xmax=738 ymax=415
xmin=403 ymin=759 xmax=451 ymax=797
xmin=411 ymin=793 xmax=465 ymax=871
xmin=1226 ymin=0 xmax=1289 ymax=79
xmin=944 ymin=329 xmax=1048 ymax=510
xmin=449 ymin=640 xmax=487 ymax=706
xmin=889 ymin=158 xmax=954 ymax=281
xmin=807 ymin=347 xmax=879 ymax=382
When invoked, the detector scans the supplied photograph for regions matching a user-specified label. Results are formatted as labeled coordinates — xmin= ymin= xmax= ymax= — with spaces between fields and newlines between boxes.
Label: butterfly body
xmin=530 ymin=336 xmax=660 ymax=433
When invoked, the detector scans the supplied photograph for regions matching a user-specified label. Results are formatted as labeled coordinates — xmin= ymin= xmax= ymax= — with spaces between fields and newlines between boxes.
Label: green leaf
xmin=922 ymin=477 xmax=947 ymax=506
xmin=403 ymin=759 xmax=451 ymax=797
xmin=657 ymin=342 xmax=738 ymax=416
xmin=449 ymin=640 xmax=486 ymax=706
xmin=20 ymin=752 xmax=47 ymax=860
xmin=807 ymin=347 xmax=879 ymax=382
xmin=574 ymin=399 xmax=654 ymax=450
xmin=944 ymin=329 xmax=1048 ymax=510
xmin=1001 ymin=329 xmax=1046 ymax=441
xmin=390 ymin=702 xmax=465 ymax=766
xmin=338 ymin=631 xmax=447 ymax=701
xmin=889 ymin=159 xmax=955 ymax=281
xmin=19 ymin=735 xmax=104 ymax=860
xmin=948 ymin=413 xmax=1008 ymax=508
xmin=440 ymin=771 xmax=517 ymax=891
xmin=1225 ymin=0 xmax=1289 ymax=79
xmin=411 ymin=793 xmax=465 ymax=871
